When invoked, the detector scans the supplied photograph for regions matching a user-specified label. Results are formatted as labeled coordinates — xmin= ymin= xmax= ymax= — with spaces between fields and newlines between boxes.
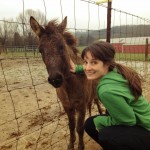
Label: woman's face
xmin=83 ymin=51 xmax=109 ymax=80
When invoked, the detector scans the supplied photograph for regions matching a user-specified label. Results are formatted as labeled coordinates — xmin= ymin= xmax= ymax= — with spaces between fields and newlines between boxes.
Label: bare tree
xmin=0 ymin=19 xmax=11 ymax=53
xmin=16 ymin=9 xmax=46 ymax=45
xmin=16 ymin=9 xmax=46 ymax=35
xmin=17 ymin=9 xmax=46 ymax=25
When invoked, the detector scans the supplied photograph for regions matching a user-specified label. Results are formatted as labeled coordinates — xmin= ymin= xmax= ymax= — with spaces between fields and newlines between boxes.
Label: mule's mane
xmin=45 ymin=19 xmax=59 ymax=34
xmin=63 ymin=32 xmax=79 ymax=55
xmin=44 ymin=19 xmax=79 ymax=55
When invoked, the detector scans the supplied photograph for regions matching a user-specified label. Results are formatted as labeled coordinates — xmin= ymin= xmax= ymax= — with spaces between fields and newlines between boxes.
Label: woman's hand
xmin=70 ymin=59 xmax=76 ymax=73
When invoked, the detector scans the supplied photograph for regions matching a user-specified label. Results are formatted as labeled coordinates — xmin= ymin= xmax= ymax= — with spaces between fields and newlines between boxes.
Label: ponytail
xmin=114 ymin=63 xmax=143 ymax=101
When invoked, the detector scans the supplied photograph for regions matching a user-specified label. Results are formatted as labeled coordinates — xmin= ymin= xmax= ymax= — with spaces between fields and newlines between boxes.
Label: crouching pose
xmin=70 ymin=41 xmax=150 ymax=150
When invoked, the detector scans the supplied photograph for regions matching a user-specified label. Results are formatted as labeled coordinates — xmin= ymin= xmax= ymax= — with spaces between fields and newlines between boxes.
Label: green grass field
xmin=0 ymin=46 xmax=150 ymax=61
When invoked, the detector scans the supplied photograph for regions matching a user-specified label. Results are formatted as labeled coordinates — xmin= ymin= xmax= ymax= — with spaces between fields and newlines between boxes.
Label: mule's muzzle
xmin=48 ymin=76 xmax=63 ymax=88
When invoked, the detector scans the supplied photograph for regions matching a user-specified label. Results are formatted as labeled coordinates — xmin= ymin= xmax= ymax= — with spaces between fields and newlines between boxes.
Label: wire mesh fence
xmin=0 ymin=0 xmax=150 ymax=150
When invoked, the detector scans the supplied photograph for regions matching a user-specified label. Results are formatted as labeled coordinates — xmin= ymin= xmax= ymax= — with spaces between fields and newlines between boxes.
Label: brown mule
xmin=30 ymin=16 xmax=102 ymax=150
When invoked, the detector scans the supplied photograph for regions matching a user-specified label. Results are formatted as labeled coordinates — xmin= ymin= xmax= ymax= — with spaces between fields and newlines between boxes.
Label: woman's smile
xmin=83 ymin=51 xmax=109 ymax=80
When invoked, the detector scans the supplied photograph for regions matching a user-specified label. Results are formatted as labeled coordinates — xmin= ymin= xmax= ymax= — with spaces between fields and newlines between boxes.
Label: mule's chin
xmin=48 ymin=77 xmax=63 ymax=88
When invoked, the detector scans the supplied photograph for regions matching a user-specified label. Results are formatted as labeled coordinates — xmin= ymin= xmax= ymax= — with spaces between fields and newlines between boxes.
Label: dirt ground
xmin=0 ymin=57 xmax=150 ymax=150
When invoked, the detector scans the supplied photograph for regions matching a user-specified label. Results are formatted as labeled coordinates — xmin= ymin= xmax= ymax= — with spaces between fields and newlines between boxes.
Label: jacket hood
xmin=99 ymin=69 xmax=128 ymax=85
xmin=96 ymin=69 xmax=130 ymax=98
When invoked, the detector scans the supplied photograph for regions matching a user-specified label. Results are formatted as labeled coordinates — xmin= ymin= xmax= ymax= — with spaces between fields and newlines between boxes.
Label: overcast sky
xmin=0 ymin=0 xmax=150 ymax=29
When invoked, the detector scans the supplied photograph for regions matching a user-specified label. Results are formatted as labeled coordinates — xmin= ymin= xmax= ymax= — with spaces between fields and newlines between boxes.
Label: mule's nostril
xmin=48 ymin=76 xmax=63 ymax=88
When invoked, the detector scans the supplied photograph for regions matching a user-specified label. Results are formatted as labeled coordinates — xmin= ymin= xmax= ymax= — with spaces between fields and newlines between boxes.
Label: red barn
xmin=101 ymin=37 xmax=150 ymax=54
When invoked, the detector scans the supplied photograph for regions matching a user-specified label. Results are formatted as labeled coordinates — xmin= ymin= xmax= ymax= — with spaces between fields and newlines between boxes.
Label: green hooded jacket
xmin=75 ymin=65 xmax=150 ymax=131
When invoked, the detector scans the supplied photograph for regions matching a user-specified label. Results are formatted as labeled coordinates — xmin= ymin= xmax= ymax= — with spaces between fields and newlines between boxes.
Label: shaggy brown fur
xmin=30 ymin=16 xmax=102 ymax=150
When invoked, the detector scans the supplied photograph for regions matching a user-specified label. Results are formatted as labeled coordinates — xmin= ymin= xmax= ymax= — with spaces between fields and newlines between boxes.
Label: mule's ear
xmin=58 ymin=16 xmax=67 ymax=33
xmin=30 ymin=16 xmax=43 ymax=37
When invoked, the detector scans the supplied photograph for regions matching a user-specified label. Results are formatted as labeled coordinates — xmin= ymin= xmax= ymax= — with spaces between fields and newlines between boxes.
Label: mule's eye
xmin=57 ymin=44 xmax=64 ymax=53
xmin=59 ymin=45 xmax=64 ymax=50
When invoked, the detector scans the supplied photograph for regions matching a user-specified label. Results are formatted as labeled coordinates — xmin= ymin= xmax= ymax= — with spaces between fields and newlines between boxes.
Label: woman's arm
xmin=70 ymin=59 xmax=76 ymax=73
xmin=70 ymin=59 xmax=84 ymax=73
xmin=94 ymin=91 xmax=136 ymax=131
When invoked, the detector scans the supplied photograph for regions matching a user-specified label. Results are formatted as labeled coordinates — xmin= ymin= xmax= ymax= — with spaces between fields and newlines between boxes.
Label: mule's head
xmin=30 ymin=16 xmax=72 ymax=88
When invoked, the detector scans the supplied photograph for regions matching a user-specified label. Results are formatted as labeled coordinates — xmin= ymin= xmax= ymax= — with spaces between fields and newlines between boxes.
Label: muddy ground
xmin=0 ymin=57 xmax=149 ymax=150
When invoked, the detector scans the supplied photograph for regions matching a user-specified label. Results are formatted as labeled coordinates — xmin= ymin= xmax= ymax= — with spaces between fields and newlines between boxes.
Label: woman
xmin=70 ymin=41 xmax=150 ymax=150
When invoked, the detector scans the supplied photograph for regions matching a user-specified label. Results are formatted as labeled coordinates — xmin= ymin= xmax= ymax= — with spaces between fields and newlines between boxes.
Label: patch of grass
xmin=115 ymin=53 xmax=149 ymax=61
xmin=1 ymin=51 xmax=40 ymax=58
xmin=1 ymin=47 xmax=150 ymax=61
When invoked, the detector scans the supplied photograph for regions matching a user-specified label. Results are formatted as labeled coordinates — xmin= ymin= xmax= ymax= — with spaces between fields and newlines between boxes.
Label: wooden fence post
xmin=106 ymin=0 xmax=112 ymax=43
xmin=145 ymin=38 xmax=148 ymax=61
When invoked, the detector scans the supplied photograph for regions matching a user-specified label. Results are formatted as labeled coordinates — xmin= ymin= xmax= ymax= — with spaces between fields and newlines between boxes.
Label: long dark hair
xmin=81 ymin=41 xmax=143 ymax=101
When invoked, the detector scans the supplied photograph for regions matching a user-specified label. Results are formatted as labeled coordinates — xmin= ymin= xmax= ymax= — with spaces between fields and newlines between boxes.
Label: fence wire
xmin=0 ymin=0 xmax=150 ymax=150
